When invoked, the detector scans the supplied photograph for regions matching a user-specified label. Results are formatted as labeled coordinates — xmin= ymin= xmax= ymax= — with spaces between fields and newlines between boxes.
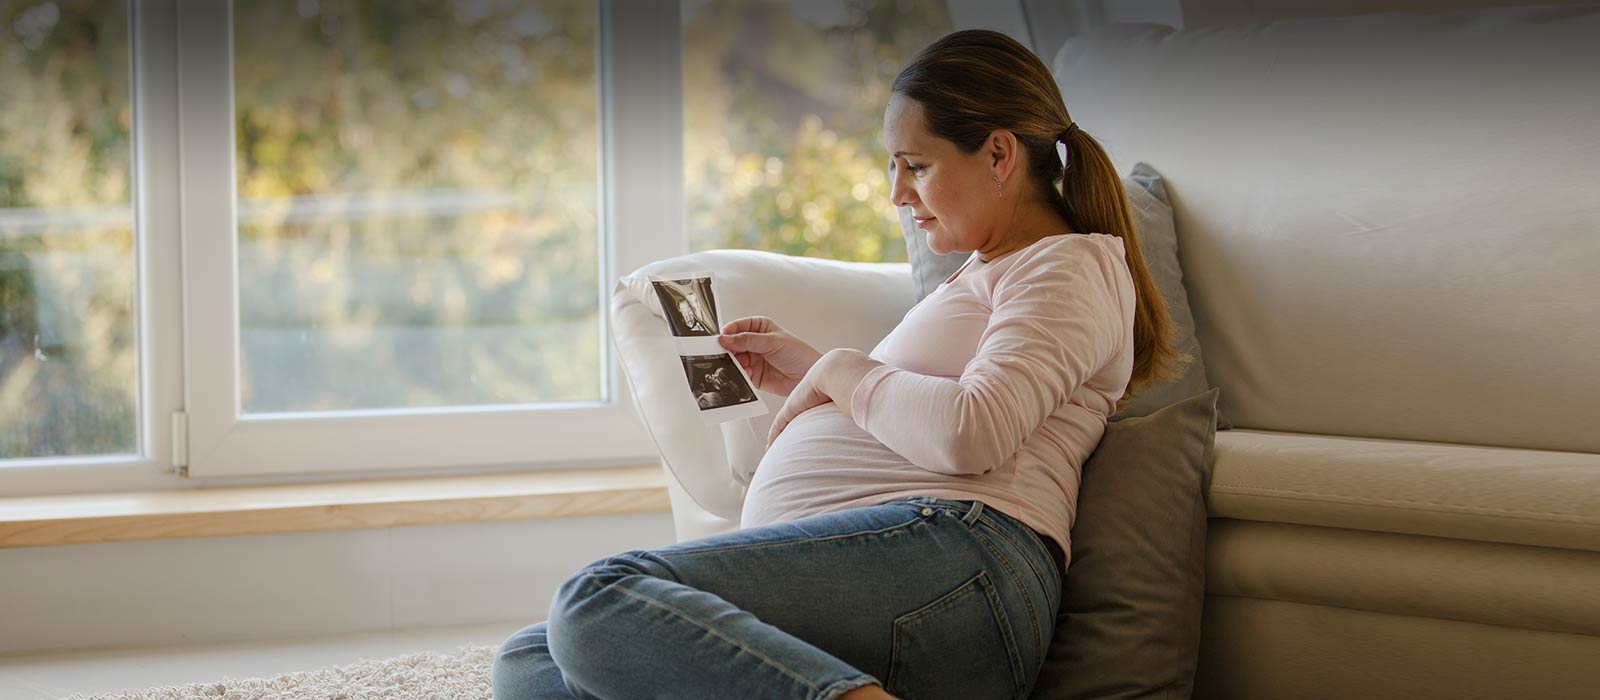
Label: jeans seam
xmin=612 ymin=578 xmax=827 ymax=695
xmin=1012 ymin=536 xmax=1057 ymax=646
xmin=980 ymin=514 xmax=1054 ymax=619
xmin=975 ymin=567 xmax=1031 ymax=700
xmin=968 ymin=526 xmax=1044 ymax=675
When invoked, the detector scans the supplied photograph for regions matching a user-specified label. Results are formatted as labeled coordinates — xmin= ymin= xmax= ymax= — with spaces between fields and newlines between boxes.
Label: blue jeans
xmin=492 ymin=496 xmax=1063 ymax=700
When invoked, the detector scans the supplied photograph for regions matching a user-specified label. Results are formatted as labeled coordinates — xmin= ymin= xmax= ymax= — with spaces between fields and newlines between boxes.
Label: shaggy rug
xmin=59 ymin=644 xmax=497 ymax=700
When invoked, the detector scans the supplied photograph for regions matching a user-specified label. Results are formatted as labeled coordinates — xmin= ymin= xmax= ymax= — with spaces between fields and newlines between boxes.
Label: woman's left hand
xmin=766 ymin=366 xmax=833 ymax=448
xmin=764 ymin=349 xmax=885 ymax=449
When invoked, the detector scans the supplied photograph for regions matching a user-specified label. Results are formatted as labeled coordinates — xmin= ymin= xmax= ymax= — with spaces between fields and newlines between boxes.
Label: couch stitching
xmin=1202 ymin=593 xmax=1600 ymax=640
xmin=1211 ymin=485 xmax=1600 ymax=524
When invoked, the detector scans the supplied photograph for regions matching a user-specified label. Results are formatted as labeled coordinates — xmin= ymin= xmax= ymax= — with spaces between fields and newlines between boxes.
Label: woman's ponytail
xmin=1053 ymin=124 xmax=1193 ymax=411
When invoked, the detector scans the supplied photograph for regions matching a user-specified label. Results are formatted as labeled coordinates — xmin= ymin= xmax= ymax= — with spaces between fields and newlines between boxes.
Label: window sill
xmin=0 ymin=463 xmax=670 ymax=548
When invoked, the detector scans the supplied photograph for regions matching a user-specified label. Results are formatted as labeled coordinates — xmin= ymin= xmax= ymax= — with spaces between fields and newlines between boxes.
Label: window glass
xmin=683 ymin=0 xmax=953 ymax=261
xmin=233 ymin=0 xmax=600 ymax=414
xmin=0 ymin=0 xmax=136 ymax=459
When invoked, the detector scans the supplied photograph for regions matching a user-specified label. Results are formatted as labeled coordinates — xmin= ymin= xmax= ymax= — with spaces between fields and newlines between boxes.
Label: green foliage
xmin=684 ymin=0 xmax=952 ymax=261
xmin=0 ymin=0 xmax=136 ymax=458
xmin=229 ymin=0 xmax=603 ymax=413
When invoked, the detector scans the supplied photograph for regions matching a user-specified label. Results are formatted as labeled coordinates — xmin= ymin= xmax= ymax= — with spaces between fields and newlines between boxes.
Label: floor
xmin=0 ymin=619 xmax=529 ymax=700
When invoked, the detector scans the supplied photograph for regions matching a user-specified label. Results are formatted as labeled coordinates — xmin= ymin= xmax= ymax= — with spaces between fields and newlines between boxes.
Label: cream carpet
xmin=58 ymin=644 xmax=497 ymax=700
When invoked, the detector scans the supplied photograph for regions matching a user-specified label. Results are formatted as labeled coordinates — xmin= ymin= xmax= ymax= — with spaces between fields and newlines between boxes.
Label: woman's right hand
xmin=717 ymin=316 xmax=822 ymax=398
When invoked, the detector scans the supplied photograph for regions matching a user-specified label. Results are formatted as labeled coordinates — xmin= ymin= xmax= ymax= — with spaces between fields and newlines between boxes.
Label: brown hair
xmin=892 ymin=29 xmax=1191 ymax=412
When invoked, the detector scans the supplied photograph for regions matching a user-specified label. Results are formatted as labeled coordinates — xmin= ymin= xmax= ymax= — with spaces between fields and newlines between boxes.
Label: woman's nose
xmin=890 ymin=172 xmax=915 ymax=208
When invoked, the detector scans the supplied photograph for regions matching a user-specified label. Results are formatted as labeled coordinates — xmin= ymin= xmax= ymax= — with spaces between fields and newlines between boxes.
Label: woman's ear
xmin=986 ymin=129 xmax=1020 ymax=183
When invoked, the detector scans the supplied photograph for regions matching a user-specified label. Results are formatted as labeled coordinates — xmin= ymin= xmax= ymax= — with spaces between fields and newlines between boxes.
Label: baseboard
xmin=0 ymin=511 xmax=676 ymax=656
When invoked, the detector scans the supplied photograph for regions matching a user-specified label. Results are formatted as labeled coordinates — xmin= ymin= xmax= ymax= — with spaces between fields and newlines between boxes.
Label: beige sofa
xmin=610 ymin=6 xmax=1600 ymax=698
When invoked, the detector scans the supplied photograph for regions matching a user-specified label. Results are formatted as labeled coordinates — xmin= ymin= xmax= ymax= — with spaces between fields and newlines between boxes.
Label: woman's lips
xmin=914 ymin=216 xmax=936 ymax=228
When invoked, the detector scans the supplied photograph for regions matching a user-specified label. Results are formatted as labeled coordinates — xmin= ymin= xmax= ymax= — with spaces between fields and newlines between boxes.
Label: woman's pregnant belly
xmin=739 ymin=404 xmax=959 ymax=528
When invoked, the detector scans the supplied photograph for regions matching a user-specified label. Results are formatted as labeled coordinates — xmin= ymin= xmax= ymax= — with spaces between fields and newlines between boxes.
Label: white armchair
xmin=609 ymin=249 xmax=918 ymax=542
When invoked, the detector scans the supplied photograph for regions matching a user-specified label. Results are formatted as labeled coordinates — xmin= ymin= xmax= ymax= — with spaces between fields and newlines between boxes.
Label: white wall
xmin=1022 ymin=0 xmax=1591 ymax=65
xmin=0 ymin=511 xmax=677 ymax=656
xmin=1023 ymin=0 xmax=1184 ymax=70
xmin=1178 ymin=0 xmax=1595 ymax=28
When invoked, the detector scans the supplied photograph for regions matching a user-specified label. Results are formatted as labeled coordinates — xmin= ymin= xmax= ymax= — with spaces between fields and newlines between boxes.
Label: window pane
xmin=683 ymin=0 xmax=952 ymax=262
xmin=233 ymin=0 xmax=600 ymax=414
xmin=0 ymin=0 xmax=136 ymax=459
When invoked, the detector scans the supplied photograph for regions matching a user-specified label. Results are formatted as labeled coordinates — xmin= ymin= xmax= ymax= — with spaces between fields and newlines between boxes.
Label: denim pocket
xmin=884 ymin=570 xmax=1026 ymax=700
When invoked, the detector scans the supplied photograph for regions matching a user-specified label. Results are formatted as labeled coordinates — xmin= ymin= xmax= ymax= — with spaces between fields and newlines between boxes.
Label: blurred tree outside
xmin=683 ymin=0 xmax=953 ymax=261
xmin=0 ymin=0 xmax=136 ymax=459
xmin=231 ymin=0 xmax=603 ymax=413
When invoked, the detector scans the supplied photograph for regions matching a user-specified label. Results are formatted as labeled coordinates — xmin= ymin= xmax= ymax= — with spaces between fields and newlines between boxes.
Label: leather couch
xmin=610 ymin=6 xmax=1600 ymax=698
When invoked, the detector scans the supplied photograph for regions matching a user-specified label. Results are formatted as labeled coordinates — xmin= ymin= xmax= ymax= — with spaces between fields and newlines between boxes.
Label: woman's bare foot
xmin=839 ymin=684 xmax=900 ymax=700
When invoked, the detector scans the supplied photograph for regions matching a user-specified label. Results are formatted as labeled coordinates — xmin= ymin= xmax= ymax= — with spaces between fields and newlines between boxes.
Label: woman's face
xmin=884 ymin=94 xmax=999 ymax=257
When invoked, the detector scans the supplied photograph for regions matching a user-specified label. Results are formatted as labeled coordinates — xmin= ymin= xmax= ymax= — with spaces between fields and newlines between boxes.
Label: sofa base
xmin=1194 ymin=595 xmax=1600 ymax=700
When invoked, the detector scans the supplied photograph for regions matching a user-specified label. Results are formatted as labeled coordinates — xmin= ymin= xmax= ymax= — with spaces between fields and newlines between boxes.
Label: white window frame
xmin=0 ymin=0 xmax=186 ymax=497
xmin=0 ymin=0 xmax=1032 ymax=495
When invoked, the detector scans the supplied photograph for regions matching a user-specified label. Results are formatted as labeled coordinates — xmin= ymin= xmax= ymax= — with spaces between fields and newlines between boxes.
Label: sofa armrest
xmin=610 ymin=249 xmax=915 ymax=521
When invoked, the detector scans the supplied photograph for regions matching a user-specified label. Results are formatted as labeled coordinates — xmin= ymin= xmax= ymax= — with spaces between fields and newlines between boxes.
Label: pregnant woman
xmin=494 ymin=29 xmax=1188 ymax=700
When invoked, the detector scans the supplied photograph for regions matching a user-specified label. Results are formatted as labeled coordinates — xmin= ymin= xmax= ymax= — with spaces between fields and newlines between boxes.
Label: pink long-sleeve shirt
xmin=740 ymin=232 xmax=1137 ymax=562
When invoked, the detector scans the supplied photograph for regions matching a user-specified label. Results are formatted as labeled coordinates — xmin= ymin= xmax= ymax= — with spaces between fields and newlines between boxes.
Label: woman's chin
xmin=927 ymin=235 xmax=960 ymax=257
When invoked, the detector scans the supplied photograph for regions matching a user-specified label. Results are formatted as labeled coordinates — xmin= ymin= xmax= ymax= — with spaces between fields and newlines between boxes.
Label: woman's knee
xmin=551 ymin=550 xmax=656 ymax=614
xmin=493 ymin=622 xmax=552 ymax=699
xmin=547 ymin=550 xmax=665 ymax=664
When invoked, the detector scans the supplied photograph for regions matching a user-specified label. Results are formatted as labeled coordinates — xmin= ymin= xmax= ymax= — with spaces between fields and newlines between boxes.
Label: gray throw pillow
xmin=1112 ymin=163 xmax=1230 ymax=429
xmin=1027 ymin=386 xmax=1220 ymax=700
xmin=899 ymin=162 xmax=1230 ymax=429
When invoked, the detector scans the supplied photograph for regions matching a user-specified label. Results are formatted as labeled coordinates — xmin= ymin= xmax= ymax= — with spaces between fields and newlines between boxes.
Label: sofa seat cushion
xmin=1193 ymin=593 xmax=1600 ymax=700
xmin=1205 ymin=519 xmax=1600 ymax=638
xmin=1208 ymin=430 xmax=1600 ymax=553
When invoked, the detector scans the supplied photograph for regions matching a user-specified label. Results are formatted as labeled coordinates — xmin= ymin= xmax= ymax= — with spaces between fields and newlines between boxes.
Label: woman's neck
xmin=977 ymin=201 xmax=1076 ymax=263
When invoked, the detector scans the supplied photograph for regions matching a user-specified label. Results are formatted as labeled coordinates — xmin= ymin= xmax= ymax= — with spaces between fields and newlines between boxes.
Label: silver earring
xmin=994 ymin=175 xmax=1003 ymax=199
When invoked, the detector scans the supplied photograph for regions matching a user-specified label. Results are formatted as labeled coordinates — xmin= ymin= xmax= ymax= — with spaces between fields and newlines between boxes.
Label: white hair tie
xmin=1057 ymin=122 xmax=1078 ymax=171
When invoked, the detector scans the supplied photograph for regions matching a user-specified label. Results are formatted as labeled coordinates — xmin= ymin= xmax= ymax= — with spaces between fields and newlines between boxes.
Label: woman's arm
xmin=829 ymin=241 xmax=1129 ymax=476
xmin=814 ymin=348 xmax=882 ymax=417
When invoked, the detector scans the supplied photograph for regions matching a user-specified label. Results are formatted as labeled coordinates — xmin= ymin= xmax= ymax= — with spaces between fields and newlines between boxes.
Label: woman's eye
xmin=907 ymin=165 xmax=927 ymax=174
